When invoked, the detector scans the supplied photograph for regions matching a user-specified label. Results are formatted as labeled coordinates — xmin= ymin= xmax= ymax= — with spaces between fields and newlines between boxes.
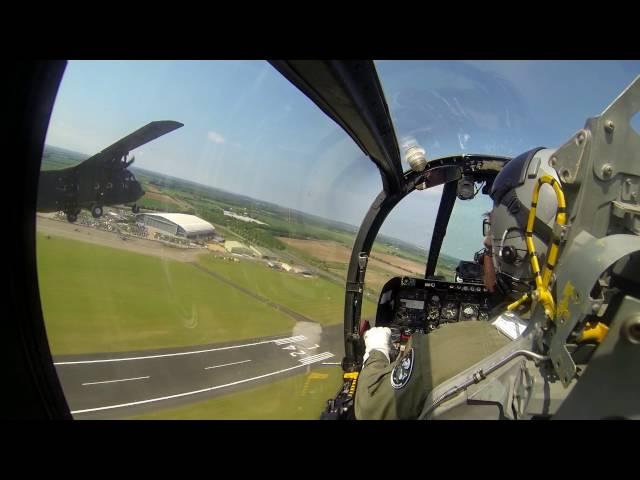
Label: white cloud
xmin=207 ymin=131 xmax=225 ymax=144
xmin=457 ymin=132 xmax=471 ymax=150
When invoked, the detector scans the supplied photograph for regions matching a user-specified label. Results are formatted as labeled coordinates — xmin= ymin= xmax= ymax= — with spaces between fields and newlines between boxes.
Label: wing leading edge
xmin=82 ymin=120 xmax=184 ymax=168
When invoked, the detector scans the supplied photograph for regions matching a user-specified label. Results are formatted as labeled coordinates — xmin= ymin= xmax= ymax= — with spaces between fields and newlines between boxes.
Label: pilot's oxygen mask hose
xmin=507 ymin=175 xmax=567 ymax=320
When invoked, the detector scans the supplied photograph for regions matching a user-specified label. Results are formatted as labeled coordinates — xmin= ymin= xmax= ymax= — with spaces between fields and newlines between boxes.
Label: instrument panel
xmin=377 ymin=276 xmax=491 ymax=342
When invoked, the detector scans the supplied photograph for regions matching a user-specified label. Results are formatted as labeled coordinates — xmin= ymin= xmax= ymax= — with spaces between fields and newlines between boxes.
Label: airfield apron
xmin=355 ymin=321 xmax=511 ymax=420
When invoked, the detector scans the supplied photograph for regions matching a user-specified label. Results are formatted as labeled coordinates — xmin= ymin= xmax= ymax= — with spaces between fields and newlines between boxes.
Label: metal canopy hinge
xmin=552 ymin=222 xmax=572 ymax=244
xmin=358 ymin=252 xmax=369 ymax=271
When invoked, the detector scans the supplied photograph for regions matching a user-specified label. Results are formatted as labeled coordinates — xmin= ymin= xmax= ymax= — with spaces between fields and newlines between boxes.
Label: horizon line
xmin=43 ymin=143 xmax=446 ymax=257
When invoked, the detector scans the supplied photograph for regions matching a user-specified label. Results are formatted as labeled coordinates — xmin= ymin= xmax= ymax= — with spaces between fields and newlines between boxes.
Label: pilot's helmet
xmin=488 ymin=147 xmax=560 ymax=297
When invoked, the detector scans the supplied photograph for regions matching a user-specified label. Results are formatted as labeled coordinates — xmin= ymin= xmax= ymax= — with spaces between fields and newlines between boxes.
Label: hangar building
xmin=136 ymin=213 xmax=216 ymax=240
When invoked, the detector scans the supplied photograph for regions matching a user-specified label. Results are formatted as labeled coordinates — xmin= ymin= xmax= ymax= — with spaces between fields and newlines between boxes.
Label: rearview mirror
xmin=422 ymin=166 xmax=462 ymax=189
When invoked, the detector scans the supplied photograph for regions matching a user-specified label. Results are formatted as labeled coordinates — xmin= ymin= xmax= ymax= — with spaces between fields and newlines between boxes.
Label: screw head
xmin=549 ymin=156 xmax=557 ymax=167
xmin=622 ymin=316 xmax=640 ymax=344
xmin=576 ymin=132 xmax=585 ymax=144
xmin=602 ymin=164 xmax=613 ymax=178
xmin=605 ymin=120 xmax=615 ymax=133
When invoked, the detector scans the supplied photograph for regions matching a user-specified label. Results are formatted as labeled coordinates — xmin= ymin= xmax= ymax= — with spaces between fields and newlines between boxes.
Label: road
xmin=55 ymin=324 xmax=344 ymax=419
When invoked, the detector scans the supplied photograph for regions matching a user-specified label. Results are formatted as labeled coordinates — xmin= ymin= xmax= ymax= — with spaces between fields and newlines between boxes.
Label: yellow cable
xmin=524 ymin=175 xmax=567 ymax=320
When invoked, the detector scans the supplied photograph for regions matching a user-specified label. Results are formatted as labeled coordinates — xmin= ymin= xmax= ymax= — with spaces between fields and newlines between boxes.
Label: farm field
xmin=278 ymin=237 xmax=426 ymax=294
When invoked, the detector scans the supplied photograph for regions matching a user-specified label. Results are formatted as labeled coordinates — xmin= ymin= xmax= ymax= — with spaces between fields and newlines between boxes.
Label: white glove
xmin=363 ymin=327 xmax=392 ymax=364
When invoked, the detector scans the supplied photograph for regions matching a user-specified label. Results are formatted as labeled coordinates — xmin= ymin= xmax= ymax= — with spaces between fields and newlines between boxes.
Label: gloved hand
xmin=363 ymin=327 xmax=392 ymax=364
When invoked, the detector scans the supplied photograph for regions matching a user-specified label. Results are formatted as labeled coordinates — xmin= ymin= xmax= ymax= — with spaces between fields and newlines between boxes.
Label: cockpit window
xmin=375 ymin=60 xmax=639 ymax=161
xmin=373 ymin=60 xmax=639 ymax=282
xmin=37 ymin=60 xmax=381 ymax=419
xmin=35 ymin=60 xmax=639 ymax=420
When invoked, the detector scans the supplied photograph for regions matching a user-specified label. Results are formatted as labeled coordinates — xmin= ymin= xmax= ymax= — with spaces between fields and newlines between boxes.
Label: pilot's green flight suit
xmin=355 ymin=321 xmax=511 ymax=420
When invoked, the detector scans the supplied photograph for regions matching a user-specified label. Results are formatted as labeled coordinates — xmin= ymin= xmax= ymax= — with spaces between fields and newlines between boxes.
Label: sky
xmin=45 ymin=60 xmax=640 ymax=259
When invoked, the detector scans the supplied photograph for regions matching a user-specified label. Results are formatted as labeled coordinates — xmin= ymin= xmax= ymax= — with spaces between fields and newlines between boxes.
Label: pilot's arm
xmin=355 ymin=327 xmax=429 ymax=420
xmin=354 ymin=327 xmax=400 ymax=420
xmin=355 ymin=324 xmax=511 ymax=420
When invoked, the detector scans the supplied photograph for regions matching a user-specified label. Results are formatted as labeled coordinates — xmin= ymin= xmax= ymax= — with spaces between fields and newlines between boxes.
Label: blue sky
xmin=45 ymin=60 xmax=639 ymax=258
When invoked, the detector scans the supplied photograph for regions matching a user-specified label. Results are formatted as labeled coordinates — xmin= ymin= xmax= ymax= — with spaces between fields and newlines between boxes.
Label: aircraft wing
xmin=81 ymin=120 xmax=183 ymax=169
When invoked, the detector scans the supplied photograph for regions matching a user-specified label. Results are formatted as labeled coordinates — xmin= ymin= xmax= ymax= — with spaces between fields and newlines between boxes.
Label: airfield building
xmin=136 ymin=213 xmax=216 ymax=240
xmin=224 ymin=240 xmax=254 ymax=256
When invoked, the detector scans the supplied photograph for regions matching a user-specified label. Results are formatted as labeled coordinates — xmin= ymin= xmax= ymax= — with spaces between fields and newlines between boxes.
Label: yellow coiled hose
xmin=507 ymin=175 xmax=567 ymax=319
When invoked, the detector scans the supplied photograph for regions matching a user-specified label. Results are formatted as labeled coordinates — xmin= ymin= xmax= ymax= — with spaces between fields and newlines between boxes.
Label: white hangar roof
xmin=138 ymin=213 xmax=215 ymax=235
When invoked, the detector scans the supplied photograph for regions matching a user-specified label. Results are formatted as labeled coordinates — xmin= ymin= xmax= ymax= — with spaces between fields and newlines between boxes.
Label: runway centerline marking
xmin=204 ymin=360 xmax=252 ymax=370
xmin=82 ymin=376 xmax=150 ymax=386
xmin=70 ymin=354 xmax=332 ymax=415
xmin=54 ymin=335 xmax=307 ymax=365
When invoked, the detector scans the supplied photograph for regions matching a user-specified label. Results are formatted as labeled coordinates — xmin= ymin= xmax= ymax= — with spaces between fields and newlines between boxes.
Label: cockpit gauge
xmin=442 ymin=302 xmax=459 ymax=321
xmin=461 ymin=304 xmax=478 ymax=319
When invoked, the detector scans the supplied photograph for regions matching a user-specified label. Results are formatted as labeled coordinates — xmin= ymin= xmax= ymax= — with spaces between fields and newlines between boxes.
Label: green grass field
xmin=136 ymin=196 xmax=182 ymax=212
xmin=130 ymin=367 xmax=343 ymax=420
xmin=197 ymin=255 xmax=377 ymax=324
xmin=37 ymin=234 xmax=296 ymax=355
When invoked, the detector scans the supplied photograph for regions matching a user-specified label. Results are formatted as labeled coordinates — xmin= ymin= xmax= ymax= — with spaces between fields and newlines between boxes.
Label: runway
xmin=38 ymin=214 xmax=349 ymax=419
xmin=54 ymin=323 xmax=343 ymax=419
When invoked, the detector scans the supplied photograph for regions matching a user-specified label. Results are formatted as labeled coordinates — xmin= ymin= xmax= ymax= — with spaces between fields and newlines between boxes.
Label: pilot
xmin=354 ymin=148 xmax=559 ymax=420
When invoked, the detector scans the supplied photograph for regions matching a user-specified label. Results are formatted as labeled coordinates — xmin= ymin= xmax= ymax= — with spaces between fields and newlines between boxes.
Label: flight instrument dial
xmin=462 ymin=304 xmax=479 ymax=319
xmin=442 ymin=302 xmax=459 ymax=321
